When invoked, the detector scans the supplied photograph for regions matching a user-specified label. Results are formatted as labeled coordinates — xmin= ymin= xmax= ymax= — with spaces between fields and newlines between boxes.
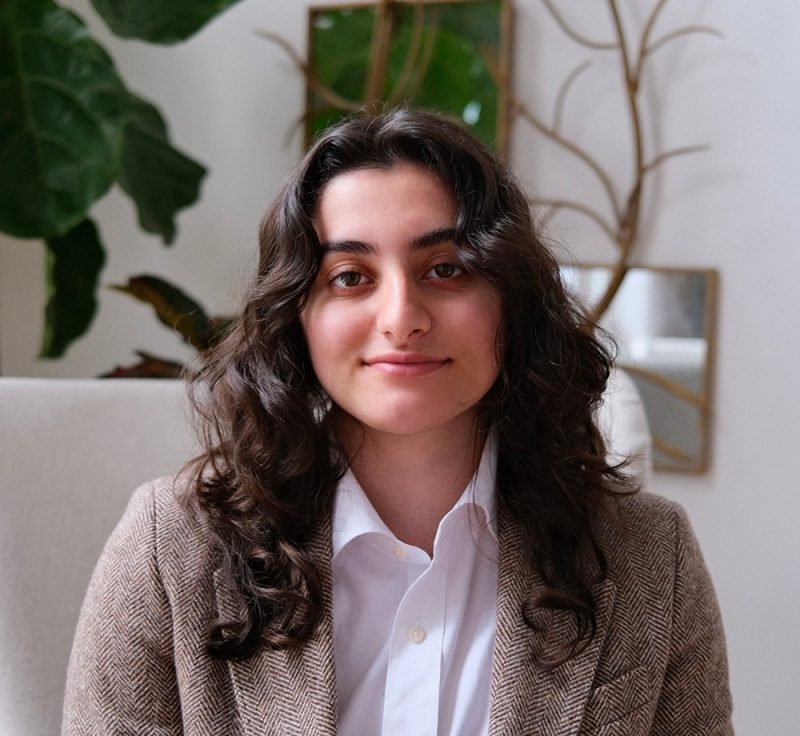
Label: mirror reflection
xmin=307 ymin=0 xmax=510 ymax=151
xmin=561 ymin=265 xmax=718 ymax=473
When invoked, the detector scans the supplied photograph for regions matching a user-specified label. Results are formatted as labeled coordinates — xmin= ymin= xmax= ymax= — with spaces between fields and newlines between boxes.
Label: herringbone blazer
xmin=63 ymin=477 xmax=733 ymax=735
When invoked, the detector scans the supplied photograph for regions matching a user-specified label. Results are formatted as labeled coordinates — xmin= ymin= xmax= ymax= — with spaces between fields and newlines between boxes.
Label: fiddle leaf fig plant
xmin=0 ymin=0 xmax=129 ymax=239
xmin=0 ymin=0 xmax=239 ymax=358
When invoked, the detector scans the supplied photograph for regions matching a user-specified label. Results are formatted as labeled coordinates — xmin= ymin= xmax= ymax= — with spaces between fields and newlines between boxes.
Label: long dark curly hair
xmin=187 ymin=108 xmax=627 ymax=662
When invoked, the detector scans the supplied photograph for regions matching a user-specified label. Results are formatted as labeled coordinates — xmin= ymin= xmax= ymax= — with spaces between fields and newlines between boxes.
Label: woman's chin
xmin=338 ymin=404 xmax=479 ymax=441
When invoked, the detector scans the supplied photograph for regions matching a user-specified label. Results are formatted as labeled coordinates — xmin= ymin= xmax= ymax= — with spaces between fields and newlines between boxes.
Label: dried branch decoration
xmin=486 ymin=0 xmax=721 ymax=321
xmin=485 ymin=0 xmax=722 ymax=470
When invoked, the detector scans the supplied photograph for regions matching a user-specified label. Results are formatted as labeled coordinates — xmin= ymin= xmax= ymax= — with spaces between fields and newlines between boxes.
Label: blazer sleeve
xmin=651 ymin=504 xmax=734 ymax=736
xmin=62 ymin=482 xmax=182 ymax=735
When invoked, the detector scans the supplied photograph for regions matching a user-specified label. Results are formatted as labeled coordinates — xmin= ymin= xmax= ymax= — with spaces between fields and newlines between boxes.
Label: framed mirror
xmin=307 ymin=0 xmax=511 ymax=151
xmin=561 ymin=265 xmax=718 ymax=473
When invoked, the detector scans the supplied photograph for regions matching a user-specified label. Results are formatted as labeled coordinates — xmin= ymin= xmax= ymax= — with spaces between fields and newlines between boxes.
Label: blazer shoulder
xmin=102 ymin=473 xmax=216 ymax=590
xmin=603 ymin=489 xmax=691 ymax=537
xmin=595 ymin=490 xmax=702 ymax=580
xmin=123 ymin=472 xmax=207 ymax=532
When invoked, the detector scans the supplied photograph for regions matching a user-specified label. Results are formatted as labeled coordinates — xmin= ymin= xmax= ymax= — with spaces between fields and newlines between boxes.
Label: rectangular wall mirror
xmin=561 ymin=265 xmax=718 ymax=473
xmin=307 ymin=0 xmax=511 ymax=151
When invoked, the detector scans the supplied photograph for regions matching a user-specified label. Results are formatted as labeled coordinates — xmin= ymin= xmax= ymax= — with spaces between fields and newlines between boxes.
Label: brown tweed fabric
xmin=489 ymin=494 xmax=733 ymax=736
xmin=63 ymin=477 xmax=733 ymax=735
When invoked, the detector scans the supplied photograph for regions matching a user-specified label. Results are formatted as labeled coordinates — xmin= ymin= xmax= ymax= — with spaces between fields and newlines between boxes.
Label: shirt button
xmin=393 ymin=545 xmax=407 ymax=559
xmin=407 ymin=625 xmax=426 ymax=644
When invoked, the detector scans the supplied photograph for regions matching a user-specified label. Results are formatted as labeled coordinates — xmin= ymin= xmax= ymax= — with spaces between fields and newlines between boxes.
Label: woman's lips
xmin=364 ymin=354 xmax=450 ymax=376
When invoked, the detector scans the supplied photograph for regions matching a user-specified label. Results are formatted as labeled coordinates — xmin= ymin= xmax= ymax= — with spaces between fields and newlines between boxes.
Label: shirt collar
xmin=331 ymin=433 xmax=498 ymax=559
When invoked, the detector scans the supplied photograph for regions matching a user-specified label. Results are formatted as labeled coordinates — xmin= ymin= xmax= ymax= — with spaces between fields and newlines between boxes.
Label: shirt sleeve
xmin=651 ymin=504 xmax=734 ymax=735
xmin=62 ymin=482 xmax=182 ymax=735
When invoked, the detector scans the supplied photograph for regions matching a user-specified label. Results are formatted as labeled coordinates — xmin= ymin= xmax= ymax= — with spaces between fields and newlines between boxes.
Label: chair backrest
xmin=597 ymin=367 xmax=653 ymax=489
xmin=0 ymin=378 xmax=197 ymax=736
xmin=0 ymin=371 xmax=650 ymax=736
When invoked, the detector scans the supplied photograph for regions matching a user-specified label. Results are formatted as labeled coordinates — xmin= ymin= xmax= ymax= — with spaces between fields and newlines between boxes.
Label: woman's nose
xmin=375 ymin=276 xmax=432 ymax=342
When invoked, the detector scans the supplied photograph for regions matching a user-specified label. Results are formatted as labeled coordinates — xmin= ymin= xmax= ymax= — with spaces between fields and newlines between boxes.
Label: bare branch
xmin=618 ymin=363 xmax=706 ymax=408
xmin=364 ymin=0 xmax=397 ymax=107
xmin=478 ymin=42 xmax=510 ymax=104
xmin=512 ymin=99 xmax=622 ymax=220
xmin=642 ymin=144 xmax=709 ymax=176
xmin=652 ymin=435 xmax=695 ymax=464
xmin=644 ymin=26 xmax=724 ymax=60
xmin=636 ymin=0 xmax=670 ymax=75
xmin=482 ymin=47 xmax=619 ymax=215
xmin=553 ymin=61 xmax=592 ymax=134
xmin=530 ymin=197 xmax=617 ymax=241
xmin=607 ymin=0 xmax=642 ymax=163
xmin=584 ymin=0 xmax=646 ymax=317
xmin=256 ymin=29 xmax=363 ymax=113
xmin=387 ymin=1 xmax=427 ymax=105
xmin=539 ymin=0 xmax=618 ymax=50
xmin=396 ymin=8 xmax=440 ymax=102
xmin=591 ymin=259 xmax=629 ymax=318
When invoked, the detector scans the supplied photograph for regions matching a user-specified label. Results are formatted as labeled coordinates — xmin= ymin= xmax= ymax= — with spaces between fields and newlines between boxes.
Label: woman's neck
xmin=338 ymin=413 xmax=485 ymax=555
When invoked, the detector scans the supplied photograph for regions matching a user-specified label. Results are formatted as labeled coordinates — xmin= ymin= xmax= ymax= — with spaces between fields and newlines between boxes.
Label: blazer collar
xmin=489 ymin=502 xmax=617 ymax=736
xmin=215 ymin=518 xmax=338 ymax=736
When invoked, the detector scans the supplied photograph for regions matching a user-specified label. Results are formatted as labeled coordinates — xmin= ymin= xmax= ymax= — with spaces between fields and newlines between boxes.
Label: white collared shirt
xmin=331 ymin=437 xmax=499 ymax=736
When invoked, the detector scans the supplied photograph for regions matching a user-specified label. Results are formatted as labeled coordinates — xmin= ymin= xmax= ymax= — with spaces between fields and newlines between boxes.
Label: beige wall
xmin=1 ymin=1 xmax=798 ymax=732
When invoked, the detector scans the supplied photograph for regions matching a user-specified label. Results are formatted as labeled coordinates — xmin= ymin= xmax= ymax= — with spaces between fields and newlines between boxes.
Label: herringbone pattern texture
xmin=63 ymin=478 xmax=733 ymax=735
xmin=489 ymin=492 xmax=733 ymax=735
xmin=63 ymin=478 xmax=336 ymax=735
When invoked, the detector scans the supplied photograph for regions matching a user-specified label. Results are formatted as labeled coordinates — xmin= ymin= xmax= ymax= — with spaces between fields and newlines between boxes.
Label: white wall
xmin=1 ymin=1 xmax=797 ymax=732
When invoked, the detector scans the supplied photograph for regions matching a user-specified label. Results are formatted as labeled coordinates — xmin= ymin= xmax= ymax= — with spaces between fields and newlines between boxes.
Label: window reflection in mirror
xmin=561 ymin=265 xmax=718 ymax=473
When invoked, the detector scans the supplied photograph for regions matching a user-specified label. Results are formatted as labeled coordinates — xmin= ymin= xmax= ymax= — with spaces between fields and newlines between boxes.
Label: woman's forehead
xmin=311 ymin=164 xmax=457 ymax=242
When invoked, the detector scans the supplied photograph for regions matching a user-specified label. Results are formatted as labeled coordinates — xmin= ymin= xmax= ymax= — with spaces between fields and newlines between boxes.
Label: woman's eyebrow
xmin=410 ymin=227 xmax=457 ymax=251
xmin=319 ymin=239 xmax=376 ymax=255
xmin=319 ymin=227 xmax=456 ymax=255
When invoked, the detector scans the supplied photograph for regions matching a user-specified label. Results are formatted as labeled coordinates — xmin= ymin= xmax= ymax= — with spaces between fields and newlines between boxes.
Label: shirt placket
xmin=381 ymin=549 xmax=449 ymax=736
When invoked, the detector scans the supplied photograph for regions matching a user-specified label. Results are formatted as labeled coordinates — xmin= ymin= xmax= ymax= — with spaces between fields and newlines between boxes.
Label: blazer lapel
xmin=215 ymin=519 xmax=338 ymax=736
xmin=489 ymin=505 xmax=616 ymax=736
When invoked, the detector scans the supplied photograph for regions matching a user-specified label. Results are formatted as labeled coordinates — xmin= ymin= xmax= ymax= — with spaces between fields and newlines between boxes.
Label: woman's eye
xmin=330 ymin=271 xmax=363 ymax=289
xmin=428 ymin=262 xmax=464 ymax=280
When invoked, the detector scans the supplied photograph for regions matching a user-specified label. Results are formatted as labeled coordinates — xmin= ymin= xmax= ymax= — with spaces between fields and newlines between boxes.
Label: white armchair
xmin=0 ymin=379 xmax=197 ymax=736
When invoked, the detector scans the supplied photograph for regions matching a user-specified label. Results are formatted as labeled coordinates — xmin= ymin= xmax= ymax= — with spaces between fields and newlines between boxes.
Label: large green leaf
xmin=90 ymin=0 xmax=243 ymax=44
xmin=0 ymin=0 xmax=129 ymax=239
xmin=112 ymin=274 xmax=219 ymax=350
xmin=119 ymin=95 xmax=206 ymax=244
xmin=41 ymin=218 xmax=106 ymax=358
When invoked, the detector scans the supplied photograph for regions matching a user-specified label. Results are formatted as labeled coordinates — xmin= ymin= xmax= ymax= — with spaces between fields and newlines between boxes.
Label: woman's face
xmin=300 ymin=163 xmax=502 ymax=441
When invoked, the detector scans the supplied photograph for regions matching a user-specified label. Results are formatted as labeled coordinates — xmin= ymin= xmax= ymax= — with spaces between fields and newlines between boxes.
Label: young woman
xmin=63 ymin=109 xmax=733 ymax=735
